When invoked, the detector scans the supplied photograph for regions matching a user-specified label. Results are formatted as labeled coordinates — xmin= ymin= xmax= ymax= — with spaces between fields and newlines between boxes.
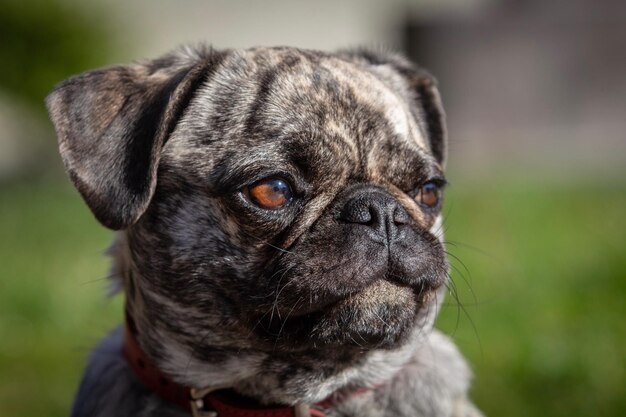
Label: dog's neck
xmin=122 ymin=322 xmax=378 ymax=416
xmin=123 ymin=300 xmax=428 ymax=406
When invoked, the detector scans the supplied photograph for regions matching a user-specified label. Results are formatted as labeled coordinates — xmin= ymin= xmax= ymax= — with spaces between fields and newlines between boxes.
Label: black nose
xmin=338 ymin=189 xmax=410 ymax=242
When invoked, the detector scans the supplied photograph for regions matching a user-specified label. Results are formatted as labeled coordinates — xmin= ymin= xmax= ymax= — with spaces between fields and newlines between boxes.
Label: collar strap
xmin=122 ymin=325 xmax=372 ymax=417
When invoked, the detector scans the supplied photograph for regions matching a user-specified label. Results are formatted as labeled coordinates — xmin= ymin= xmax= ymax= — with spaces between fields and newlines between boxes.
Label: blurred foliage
xmin=0 ymin=178 xmax=624 ymax=417
xmin=0 ymin=0 xmax=116 ymax=114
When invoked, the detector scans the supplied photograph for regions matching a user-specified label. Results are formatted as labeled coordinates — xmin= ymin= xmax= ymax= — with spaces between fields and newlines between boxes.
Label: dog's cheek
xmin=429 ymin=213 xmax=445 ymax=243
xmin=428 ymin=213 xmax=448 ymax=286
xmin=127 ymin=183 xmax=271 ymax=312
xmin=123 ymin=191 xmax=275 ymax=356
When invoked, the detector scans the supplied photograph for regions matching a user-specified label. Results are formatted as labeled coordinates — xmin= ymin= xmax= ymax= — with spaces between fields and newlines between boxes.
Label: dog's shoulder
xmin=71 ymin=327 xmax=185 ymax=417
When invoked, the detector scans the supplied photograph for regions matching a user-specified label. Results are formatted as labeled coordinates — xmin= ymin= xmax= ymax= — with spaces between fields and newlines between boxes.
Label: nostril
xmin=393 ymin=206 xmax=410 ymax=225
xmin=339 ymin=197 xmax=373 ymax=224
xmin=337 ymin=189 xmax=410 ymax=241
xmin=355 ymin=205 xmax=373 ymax=224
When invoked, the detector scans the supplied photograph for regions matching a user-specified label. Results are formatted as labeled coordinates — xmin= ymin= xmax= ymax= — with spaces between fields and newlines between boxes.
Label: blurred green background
xmin=1 ymin=1 xmax=625 ymax=416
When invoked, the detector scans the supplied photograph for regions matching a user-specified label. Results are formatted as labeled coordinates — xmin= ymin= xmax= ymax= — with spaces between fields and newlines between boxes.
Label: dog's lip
xmin=267 ymin=291 xmax=351 ymax=318
xmin=256 ymin=278 xmax=434 ymax=329
xmin=335 ymin=280 xmax=415 ymax=309
xmin=254 ymin=279 xmax=434 ymax=350
xmin=257 ymin=277 xmax=432 ymax=322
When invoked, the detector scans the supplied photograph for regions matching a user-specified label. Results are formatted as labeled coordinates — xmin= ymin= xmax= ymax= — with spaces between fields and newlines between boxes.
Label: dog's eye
xmin=416 ymin=181 xmax=441 ymax=208
xmin=245 ymin=177 xmax=293 ymax=210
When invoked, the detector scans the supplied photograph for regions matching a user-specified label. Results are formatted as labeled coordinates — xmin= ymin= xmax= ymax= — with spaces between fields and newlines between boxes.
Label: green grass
xmin=0 ymin=181 xmax=120 ymax=416
xmin=0 ymin=178 xmax=624 ymax=417
xmin=437 ymin=178 xmax=626 ymax=417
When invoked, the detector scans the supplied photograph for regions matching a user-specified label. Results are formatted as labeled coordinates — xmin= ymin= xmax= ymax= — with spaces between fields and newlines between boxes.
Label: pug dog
xmin=46 ymin=45 xmax=482 ymax=417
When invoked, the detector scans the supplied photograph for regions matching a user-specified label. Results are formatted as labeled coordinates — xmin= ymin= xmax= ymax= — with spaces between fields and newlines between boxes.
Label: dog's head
xmin=47 ymin=46 xmax=449 ymax=400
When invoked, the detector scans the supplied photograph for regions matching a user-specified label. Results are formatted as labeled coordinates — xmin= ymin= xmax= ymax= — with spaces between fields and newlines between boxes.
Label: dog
xmin=46 ymin=45 xmax=482 ymax=417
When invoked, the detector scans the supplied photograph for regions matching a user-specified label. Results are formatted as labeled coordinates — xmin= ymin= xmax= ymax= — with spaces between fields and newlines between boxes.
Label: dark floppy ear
xmin=405 ymin=70 xmax=447 ymax=167
xmin=342 ymin=49 xmax=447 ymax=166
xmin=46 ymin=52 xmax=217 ymax=230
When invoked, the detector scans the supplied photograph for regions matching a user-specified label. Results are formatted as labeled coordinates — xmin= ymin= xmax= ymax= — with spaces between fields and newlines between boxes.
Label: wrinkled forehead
xmin=168 ymin=48 xmax=434 ymax=181
xmin=241 ymin=49 xmax=429 ymax=148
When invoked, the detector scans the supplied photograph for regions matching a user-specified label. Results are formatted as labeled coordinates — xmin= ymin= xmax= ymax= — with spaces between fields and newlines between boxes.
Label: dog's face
xmin=47 ymin=46 xmax=449 ymax=392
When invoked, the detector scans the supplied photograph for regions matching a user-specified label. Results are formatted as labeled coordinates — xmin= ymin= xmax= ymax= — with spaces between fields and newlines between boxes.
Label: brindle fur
xmin=47 ymin=45 xmax=482 ymax=417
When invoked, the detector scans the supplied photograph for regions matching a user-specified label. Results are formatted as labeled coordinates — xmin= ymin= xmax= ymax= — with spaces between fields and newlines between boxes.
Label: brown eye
xmin=416 ymin=182 xmax=441 ymax=208
xmin=245 ymin=178 xmax=293 ymax=210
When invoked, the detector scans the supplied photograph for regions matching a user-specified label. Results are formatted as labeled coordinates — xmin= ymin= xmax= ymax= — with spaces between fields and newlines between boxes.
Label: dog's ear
xmin=342 ymin=48 xmax=447 ymax=166
xmin=404 ymin=69 xmax=447 ymax=167
xmin=46 ymin=51 xmax=219 ymax=230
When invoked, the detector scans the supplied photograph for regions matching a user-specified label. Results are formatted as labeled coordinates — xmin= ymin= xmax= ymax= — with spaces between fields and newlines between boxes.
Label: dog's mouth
xmin=253 ymin=278 xmax=439 ymax=351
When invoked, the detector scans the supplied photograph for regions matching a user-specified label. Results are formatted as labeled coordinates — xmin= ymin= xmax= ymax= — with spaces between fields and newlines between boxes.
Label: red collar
xmin=123 ymin=325 xmax=374 ymax=417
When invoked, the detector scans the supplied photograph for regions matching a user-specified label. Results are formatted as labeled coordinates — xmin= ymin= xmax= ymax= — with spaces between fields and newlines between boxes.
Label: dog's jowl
xmin=47 ymin=46 xmax=483 ymax=417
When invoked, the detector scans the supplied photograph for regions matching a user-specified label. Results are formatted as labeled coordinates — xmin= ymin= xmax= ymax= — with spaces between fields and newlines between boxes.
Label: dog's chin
xmin=258 ymin=280 xmax=436 ymax=353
